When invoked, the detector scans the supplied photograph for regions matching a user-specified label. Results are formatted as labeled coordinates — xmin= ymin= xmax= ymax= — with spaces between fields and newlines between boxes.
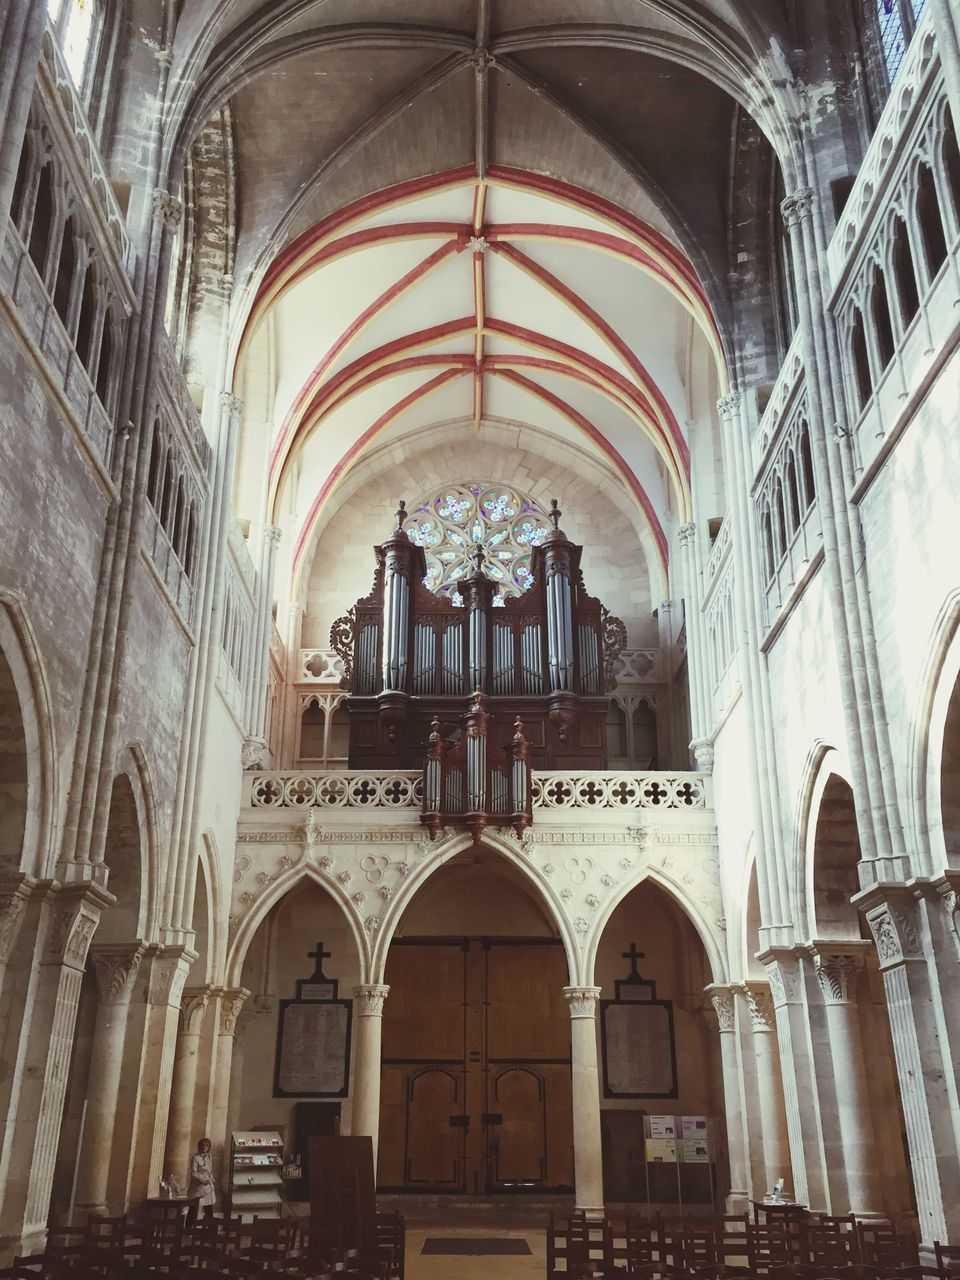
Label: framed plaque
xmin=274 ymin=943 xmax=353 ymax=1098
xmin=600 ymin=943 xmax=678 ymax=1098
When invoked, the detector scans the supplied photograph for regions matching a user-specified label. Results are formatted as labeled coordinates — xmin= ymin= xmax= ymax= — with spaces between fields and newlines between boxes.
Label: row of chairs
xmin=546 ymin=1212 xmax=951 ymax=1280
xmin=0 ymin=1209 xmax=405 ymax=1280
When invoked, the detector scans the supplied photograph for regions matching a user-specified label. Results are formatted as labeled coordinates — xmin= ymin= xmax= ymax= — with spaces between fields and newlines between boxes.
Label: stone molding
xmin=152 ymin=188 xmax=183 ymax=229
xmin=218 ymin=988 xmax=250 ymax=1035
xmin=706 ymin=985 xmax=736 ymax=1033
xmin=46 ymin=899 xmax=100 ymax=972
xmin=742 ymin=983 xmax=776 ymax=1032
xmin=678 ymin=523 xmax=696 ymax=547
xmin=760 ymin=948 xmax=804 ymax=1007
xmin=812 ymin=949 xmax=866 ymax=1004
xmin=781 ymin=186 xmax=815 ymax=230
xmin=716 ymin=391 xmax=742 ymax=421
xmin=241 ymin=738 xmax=268 ymax=771
xmin=353 ymin=984 xmax=390 ymax=1016
xmin=220 ymin=393 xmax=244 ymax=421
xmin=690 ymin=739 xmax=715 ymax=774
xmin=865 ymin=900 xmax=923 ymax=969
xmin=563 ymin=986 xmax=601 ymax=1018
xmin=0 ymin=888 xmax=30 ymax=963
xmin=181 ymin=986 xmax=212 ymax=1035
xmin=263 ymin=525 xmax=283 ymax=547
xmin=90 ymin=943 xmax=145 ymax=1004
xmin=146 ymin=949 xmax=192 ymax=1008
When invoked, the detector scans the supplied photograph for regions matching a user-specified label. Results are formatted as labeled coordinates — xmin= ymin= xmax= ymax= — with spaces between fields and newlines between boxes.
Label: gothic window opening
xmin=404 ymin=484 xmax=552 ymax=606
xmin=851 ymin=309 xmax=873 ymax=411
xmin=28 ymin=164 xmax=54 ymax=281
xmin=870 ymin=268 xmax=896 ymax=369
xmin=942 ymin=115 xmax=960 ymax=225
xmin=52 ymin=216 xmax=77 ymax=329
xmin=916 ymin=164 xmax=948 ymax=279
xmin=891 ymin=217 xmax=920 ymax=326
xmin=47 ymin=0 xmax=100 ymax=91
xmin=786 ymin=453 xmax=801 ymax=535
xmin=875 ymin=0 xmax=924 ymax=84
xmin=184 ymin=503 xmax=199 ymax=579
xmin=160 ymin=452 xmax=177 ymax=536
xmin=299 ymin=699 xmax=324 ymax=760
xmin=95 ymin=315 xmax=114 ymax=410
xmin=761 ymin=508 xmax=775 ymax=582
xmin=146 ymin=426 xmax=163 ymax=510
xmin=773 ymin=478 xmax=787 ymax=562
xmin=75 ymin=263 xmax=97 ymax=370
xmin=11 ymin=135 xmax=33 ymax=235
xmin=799 ymin=426 xmax=816 ymax=511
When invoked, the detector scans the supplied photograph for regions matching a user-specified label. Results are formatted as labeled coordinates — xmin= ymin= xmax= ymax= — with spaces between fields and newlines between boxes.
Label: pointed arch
xmin=794 ymin=741 xmax=861 ymax=942
xmin=370 ymin=830 xmax=576 ymax=984
xmin=0 ymin=591 xmax=57 ymax=879
xmin=196 ymin=831 xmax=228 ymax=985
xmin=104 ymin=743 xmax=160 ymax=942
xmin=584 ymin=866 xmax=727 ymax=989
xmin=226 ymin=864 xmax=368 ymax=987
xmin=910 ymin=587 xmax=960 ymax=876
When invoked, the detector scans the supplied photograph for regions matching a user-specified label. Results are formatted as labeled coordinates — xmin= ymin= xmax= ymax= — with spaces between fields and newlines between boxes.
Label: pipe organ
xmin=331 ymin=499 xmax=626 ymax=793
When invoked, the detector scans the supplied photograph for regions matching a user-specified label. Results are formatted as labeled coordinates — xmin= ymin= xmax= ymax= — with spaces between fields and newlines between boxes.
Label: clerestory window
xmin=876 ymin=0 xmax=927 ymax=84
xmin=46 ymin=0 xmax=99 ymax=92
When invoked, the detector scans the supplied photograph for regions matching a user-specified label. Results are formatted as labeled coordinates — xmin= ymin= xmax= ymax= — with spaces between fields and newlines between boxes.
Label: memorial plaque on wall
xmin=601 ymin=944 xmax=678 ymax=1098
xmin=274 ymin=943 xmax=352 ymax=1098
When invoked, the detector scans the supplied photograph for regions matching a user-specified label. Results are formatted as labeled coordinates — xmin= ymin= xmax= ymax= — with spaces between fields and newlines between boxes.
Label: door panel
xmin=405 ymin=1068 xmax=465 ymax=1187
xmin=486 ymin=943 xmax=571 ymax=1060
xmin=382 ymin=944 xmax=465 ymax=1059
xmin=490 ymin=1067 xmax=546 ymax=1185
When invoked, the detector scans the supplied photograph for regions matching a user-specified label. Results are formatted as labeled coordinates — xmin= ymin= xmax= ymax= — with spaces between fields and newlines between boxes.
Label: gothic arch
xmin=796 ymin=744 xmax=863 ymax=942
xmin=226 ymin=864 xmax=367 ymax=987
xmin=109 ymin=743 xmax=161 ymax=941
xmin=193 ymin=832 xmax=227 ymax=986
xmin=0 ymin=592 xmax=56 ymax=879
xmin=370 ymin=830 xmax=577 ymax=985
xmin=795 ymin=741 xmax=848 ymax=939
xmin=910 ymin=587 xmax=960 ymax=876
xmin=738 ymin=838 xmax=765 ymax=981
xmin=583 ymin=865 xmax=727 ymax=989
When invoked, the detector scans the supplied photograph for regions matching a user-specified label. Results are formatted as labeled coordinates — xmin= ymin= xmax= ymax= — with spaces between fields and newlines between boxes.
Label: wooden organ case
xmin=331 ymin=500 xmax=626 ymax=833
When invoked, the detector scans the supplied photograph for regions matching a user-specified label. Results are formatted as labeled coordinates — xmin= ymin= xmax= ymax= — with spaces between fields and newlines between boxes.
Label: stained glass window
xmin=876 ymin=0 xmax=925 ymax=84
xmin=405 ymin=484 xmax=553 ymax=607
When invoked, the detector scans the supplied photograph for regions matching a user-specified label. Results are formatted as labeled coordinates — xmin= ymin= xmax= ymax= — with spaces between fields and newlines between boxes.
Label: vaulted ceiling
xmin=167 ymin=0 xmax=792 ymax=619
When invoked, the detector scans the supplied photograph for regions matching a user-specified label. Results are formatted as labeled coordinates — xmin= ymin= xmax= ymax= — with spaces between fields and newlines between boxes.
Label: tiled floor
xmin=406 ymin=1222 xmax=546 ymax=1280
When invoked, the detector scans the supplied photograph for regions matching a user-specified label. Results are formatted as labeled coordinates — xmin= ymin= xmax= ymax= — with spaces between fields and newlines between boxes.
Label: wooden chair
xmin=721 ymin=1216 xmax=752 ymax=1268
xmin=855 ymin=1223 xmax=919 ymax=1273
xmin=547 ymin=1213 xmax=605 ymax=1278
xmin=374 ymin=1210 xmax=405 ymax=1280
xmin=747 ymin=1224 xmax=794 ymax=1274
xmin=934 ymin=1246 xmax=960 ymax=1280
xmin=804 ymin=1218 xmax=858 ymax=1270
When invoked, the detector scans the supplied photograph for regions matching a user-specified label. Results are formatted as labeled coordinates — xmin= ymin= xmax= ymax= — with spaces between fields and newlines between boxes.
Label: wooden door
xmin=377 ymin=939 xmax=573 ymax=1193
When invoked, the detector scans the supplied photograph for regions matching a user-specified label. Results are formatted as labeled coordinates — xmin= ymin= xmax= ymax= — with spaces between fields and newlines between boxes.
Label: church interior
xmin=1 ymin=0 xmax=960 ymax=1275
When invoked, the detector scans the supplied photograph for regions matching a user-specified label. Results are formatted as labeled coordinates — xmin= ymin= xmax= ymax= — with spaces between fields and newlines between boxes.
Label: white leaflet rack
xmin=229 ymin=1131 xmax=284 ymax=1220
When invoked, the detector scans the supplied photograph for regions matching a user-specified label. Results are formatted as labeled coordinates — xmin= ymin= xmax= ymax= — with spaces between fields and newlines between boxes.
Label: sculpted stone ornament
xmin=353 ymin=984 xmax=390 ymax=1017
xmin=678 ymin=523 xmax=696 ymax=548
xmin=91 ymin=945 xmax=145 ymax=1004
xmin=152 ymin=188 xmax=183 ymax=229
xmin=745 ymin=985 xmax=776 ymax=1032
xmin=781 ymin=187 xmax=815 ymax=230
xmin=814 ymin=952 xmax=864 ymax=1004
xmin=710 ymin=989 xmax=736 ymax=1033
xmin=181 ymin=987 xmax=211 ymax=1034
xmin=691 ymin=739 xmax=715 ymax=774
xmin=867 ymin=903 xmax=922 ymax=966
xmin=219 ymin=989 xmax=249 ymax=1035
xmin=563 ymin=986 xmax=601 ymax=1018
xmin=241 ymin=737 xmax=267 ymax=771
xmin=0 ymin=892 xmax=28 ymax=963
xmin=220 ymin=392 xmax=245 ymax=421
xmin=716 ymin=391 xmax=742 ymax=421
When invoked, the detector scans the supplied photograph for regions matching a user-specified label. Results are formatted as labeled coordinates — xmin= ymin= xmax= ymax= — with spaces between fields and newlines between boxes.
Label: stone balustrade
xmin=245 ymin=769 xmax=708 ymax=811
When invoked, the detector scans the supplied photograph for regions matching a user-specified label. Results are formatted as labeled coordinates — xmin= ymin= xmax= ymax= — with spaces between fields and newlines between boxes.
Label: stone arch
xmin=370 ymin=830 xmax=577 ymax=984
xmin=226 ymin=864 xmax=368 ymax=987
xmin=740 ymin=847 xmax=765 ymax=981
xmin=797 ymin=746 xmax=863 ymax=942
xmin=195 ymin=831 xmax=227 ymax=986
xmin=100 ymin=743 xmax=160 ymax=942
xmin=911 ymin=587 xmax=960 ymax=876
xmin=0 ymin=592 xmax=56 ymax=879
xmin=584 ymin=866 xmax=727 ymax=989
xmin=98 ymin=773 xmax=146 ymax=944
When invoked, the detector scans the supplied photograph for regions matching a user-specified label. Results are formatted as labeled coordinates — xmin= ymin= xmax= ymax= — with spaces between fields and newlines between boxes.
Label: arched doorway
xmin=594 ymin=880 xmax=723 ymax=1207
xmin=230 ymin=879 xmax=362 ymax=1205
xmin=378 ymin=849 xmax=573 ymax=1195
xmin=808 ymin=772 xmax=913 ymax=1218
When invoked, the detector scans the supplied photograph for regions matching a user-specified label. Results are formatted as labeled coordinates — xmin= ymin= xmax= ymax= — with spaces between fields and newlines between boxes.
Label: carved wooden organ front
xmin=331 ymin=500 xmax=626 ymax=836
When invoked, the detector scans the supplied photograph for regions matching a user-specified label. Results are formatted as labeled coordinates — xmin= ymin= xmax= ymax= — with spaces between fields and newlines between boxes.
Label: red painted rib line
xmin=484 ymin=320 xmax=682 ymax=471
xmin=496 ymin=368 xmax=669 ymax=567
xmin=494 ymin=243 xmax=689 ymax=473
xmin=269 ymin=318 xmax=475 ymax=472
xmin=270 ymin=240 xmax=461 ymax=467
xmin=317 ymin=354 xmax=473 ymax=424
xmin=263 ymin=166 xmax=476 ymax=294
xmin=292 ymin=367 xmax=468 ymax=564
xmin=278 ymin=223 xmax=470 ymax=297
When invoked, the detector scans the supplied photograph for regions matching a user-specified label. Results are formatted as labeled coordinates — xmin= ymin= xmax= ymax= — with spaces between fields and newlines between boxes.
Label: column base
xmin=726 ymin=1191 xmax=750 ymax=1214
xmin=2 ymin=1227 xmax=48 ymax=1262
xmin=573 ymin=1204 xmax=606 ymax=1219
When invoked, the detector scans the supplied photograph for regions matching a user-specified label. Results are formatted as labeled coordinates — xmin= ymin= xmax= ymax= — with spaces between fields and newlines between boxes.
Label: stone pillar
xmin=563 ymin=987 xmax=604 ymax=1214
xmin=0 ymin=0 xmax=46 ymax=223
xmin=927 ymin=0 xmax=960 ymax=131
xmin=164 ymin=988 xmax=211 ymax=1189
xmin=760 ymin=947 xmax=830 ymax=1211
xmin=243 ymin=524 xmax=282 ymax=766
xmin=862 ymin=892 xmax=960 ymax=1243
xmin=208 ymin=988 xmax=249 ymax=1192
xmin=351 ymin=985 xmax=389 ymax=1171
xmin=707 ymin=986 xmax=750 ymax=1211
xmin=0 ymin=890 xmax=103 ymax=1258
xmin=809 ymin=945 xmax=883 ymax=1215
xmin=743 ymin=983 xmax=792 ymax=1195
xmin=72 ymin=944 xmax=145 ymax=1217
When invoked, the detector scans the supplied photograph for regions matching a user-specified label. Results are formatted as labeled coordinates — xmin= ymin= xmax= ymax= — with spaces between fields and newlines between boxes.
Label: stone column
xmin=72 ymin=944 xmax=145 ymax=1217
xmin=164 ymin=988 xmax=211 ymax=1189
xmin=677 ymin=522 xmax=711 ymax=763
xmin=0 ymin=0 xmax=46 ymax=222
xmin=810 ymin=945 xmax=882 ymax=1215
xmin=0 ymin=891 xmax=103 ymax=1258
xmin=207 ymin=988 xmax=249 ymax=1192
xmin=743 ymin=983 xmax=792 ymax=1195
xmin=760 ymin=947 xmax=830 ymax=1211
xmin=352 ymin=985 xmax=389 ymax=1170
xmin=861 ymin=892 xmax=960 ymax=1242
xmin=563 ymin=987 xmax=604 ymax=1214
xmin=243 ymin=524 xmax=282 ymax=766
xmin=707 ymin=986 xmax=750 ymax=1212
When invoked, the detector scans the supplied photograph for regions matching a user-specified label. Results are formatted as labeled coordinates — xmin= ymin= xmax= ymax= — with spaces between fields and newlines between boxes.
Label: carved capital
xmin=781 ymin=186 xmax=815 ymax=230
xmin=762 ymin=949 xmax=803 ymax=1006
xmin=0 ymin=890 xmax=29 ymax=963
xmin=743 ymin=983 xmax=776 ymax=1032
xmin=220 ymin=392 xmax=244 ymax=421
xmin=263 ymin=524 xmax=283 ymax=547
xmin=47 ymin=900 xmax=99 ymax=971
xmin=241 ymin=737 xmax=267 ymax=771
xmin=181 ymin=986 xmax=211 ymax=1035
xmin=147 ymin=950 xmax=190 ymax=1007
xmin=218 ymin=987 xmax=250 ymax=1035
xmin=563 ymin=985 xmax=601 ymax=1018
xmin=708 ymin=986 xmax=736 ymax=1033
xmin=936 ymin=878 xmax=960 ymax=962
xmin=813 ymin=950 xmax=864 ymax=1003
xmin=353 ymin=983 xmax=390 ymax=1016
xmin=690 ymin=738 xmax=715 ymax=774
xmin=90 ymin=944 xmax=145 ymax=1004
xmin=678 ymin=522 xmax=696 ymax=548
xmin=716 ymin=391 xmax=742 ymax=421
xmin=152 ymin=188 xmax=183 ymax=229
xmin=866 ymin=901 xmax=923 ymax=968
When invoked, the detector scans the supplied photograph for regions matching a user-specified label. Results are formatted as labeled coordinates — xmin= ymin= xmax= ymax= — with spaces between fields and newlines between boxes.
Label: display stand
xmin=229 ymin=1131 xmax=284 ymax=1220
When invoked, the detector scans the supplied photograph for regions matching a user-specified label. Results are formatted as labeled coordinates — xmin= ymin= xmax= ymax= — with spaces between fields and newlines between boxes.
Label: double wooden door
xmin=378 ymin=940 xmax=574 ymax=1193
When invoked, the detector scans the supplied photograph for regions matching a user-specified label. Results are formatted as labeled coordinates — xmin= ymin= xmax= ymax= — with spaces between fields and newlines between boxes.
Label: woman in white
xmin=188 ymin=1137 xmax=216 ymax=1219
